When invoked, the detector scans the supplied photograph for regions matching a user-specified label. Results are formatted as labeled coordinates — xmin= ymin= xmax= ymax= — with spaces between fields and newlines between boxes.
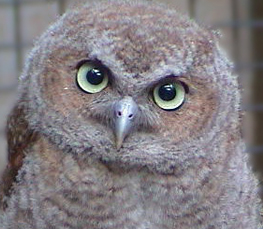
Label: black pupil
xmin=86 ymin=68 xmax=104 ymax=85
xmin=158 ymin=84 xmax=176 ymax=101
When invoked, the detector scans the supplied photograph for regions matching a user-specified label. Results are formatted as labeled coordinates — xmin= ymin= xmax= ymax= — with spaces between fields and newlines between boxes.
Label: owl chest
xmin=13 ymin=145 xmax=215 ymax=228
xmin=38 ymin=165 xmax=205 ymax=229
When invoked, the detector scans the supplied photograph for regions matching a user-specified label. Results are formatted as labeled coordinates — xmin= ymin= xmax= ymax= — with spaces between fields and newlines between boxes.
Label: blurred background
xmin=0 ymin=0 xmax=262 ymax=176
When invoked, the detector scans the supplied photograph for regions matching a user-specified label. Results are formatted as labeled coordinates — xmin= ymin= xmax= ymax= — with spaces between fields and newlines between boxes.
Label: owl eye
xmin=76 ymin=62 xmax=109 ymax=93
xmin=153 ymin=82 xmax=185 ymax=110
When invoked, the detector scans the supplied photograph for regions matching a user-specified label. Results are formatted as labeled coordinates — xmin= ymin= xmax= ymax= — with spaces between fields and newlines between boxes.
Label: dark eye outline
xmin=75 ymin=59 xmax=113 ymax=94
xmin=149 ymin=76 xmax=189 ymax=111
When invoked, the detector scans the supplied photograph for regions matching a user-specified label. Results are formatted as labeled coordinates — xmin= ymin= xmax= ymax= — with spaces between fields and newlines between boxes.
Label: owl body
xmin=0 ymin=136 xmax=260 ymax=229
xmin=0 ymin=1 xmax=261 ymax=228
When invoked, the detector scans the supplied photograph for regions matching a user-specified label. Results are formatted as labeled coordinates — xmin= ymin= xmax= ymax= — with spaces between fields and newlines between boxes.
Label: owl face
xmin=23 ymin=1 xmax=238 ymax=173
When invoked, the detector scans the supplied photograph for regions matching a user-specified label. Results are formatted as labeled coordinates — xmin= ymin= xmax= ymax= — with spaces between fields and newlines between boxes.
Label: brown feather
xmin=0 ymin=103 xmax=38 ymax=210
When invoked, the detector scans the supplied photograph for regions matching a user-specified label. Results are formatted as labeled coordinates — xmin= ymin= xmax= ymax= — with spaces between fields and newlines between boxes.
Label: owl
xmin=0 ymin=0 xmax=261 ymax=228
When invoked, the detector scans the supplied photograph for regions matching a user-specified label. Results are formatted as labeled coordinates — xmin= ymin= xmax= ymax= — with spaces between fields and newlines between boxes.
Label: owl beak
xmin=114 ymin=96 xmax=138 ymax=150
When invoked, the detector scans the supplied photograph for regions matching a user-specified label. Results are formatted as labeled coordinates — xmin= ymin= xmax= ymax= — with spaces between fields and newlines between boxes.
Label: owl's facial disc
xmin=114 ymin=96 xmax=138 ymax=150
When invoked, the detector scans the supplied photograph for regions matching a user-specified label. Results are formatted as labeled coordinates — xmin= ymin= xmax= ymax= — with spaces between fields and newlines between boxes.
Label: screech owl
xmin=0 ymin=0 xmax=261 ymax=228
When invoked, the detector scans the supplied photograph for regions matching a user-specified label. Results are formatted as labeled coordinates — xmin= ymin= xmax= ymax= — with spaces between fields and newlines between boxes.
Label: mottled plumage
xmin=0 ymin=0 xmax=261 ymax=228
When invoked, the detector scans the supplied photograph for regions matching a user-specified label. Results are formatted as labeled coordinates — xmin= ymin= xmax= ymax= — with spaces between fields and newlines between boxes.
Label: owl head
xmin=20 ymin=0 xmax=240 ymax=174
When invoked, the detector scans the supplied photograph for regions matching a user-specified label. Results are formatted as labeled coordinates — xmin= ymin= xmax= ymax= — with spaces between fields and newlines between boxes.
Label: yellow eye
xmin=153 ymin=82 xmax=186 ymax=110
xmin=76 ymin=62 xmax=109 ymax=93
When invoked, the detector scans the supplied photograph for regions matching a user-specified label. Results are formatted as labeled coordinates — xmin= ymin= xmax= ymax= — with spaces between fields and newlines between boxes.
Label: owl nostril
xmin=114 ymin=96 xmax=138 ymax=120
xmin=116 ymin=111 xmax=134 ymax=119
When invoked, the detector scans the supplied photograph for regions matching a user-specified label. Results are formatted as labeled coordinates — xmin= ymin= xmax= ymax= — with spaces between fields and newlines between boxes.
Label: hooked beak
xmin=114 ymin=96 xmax=138 ymax=150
